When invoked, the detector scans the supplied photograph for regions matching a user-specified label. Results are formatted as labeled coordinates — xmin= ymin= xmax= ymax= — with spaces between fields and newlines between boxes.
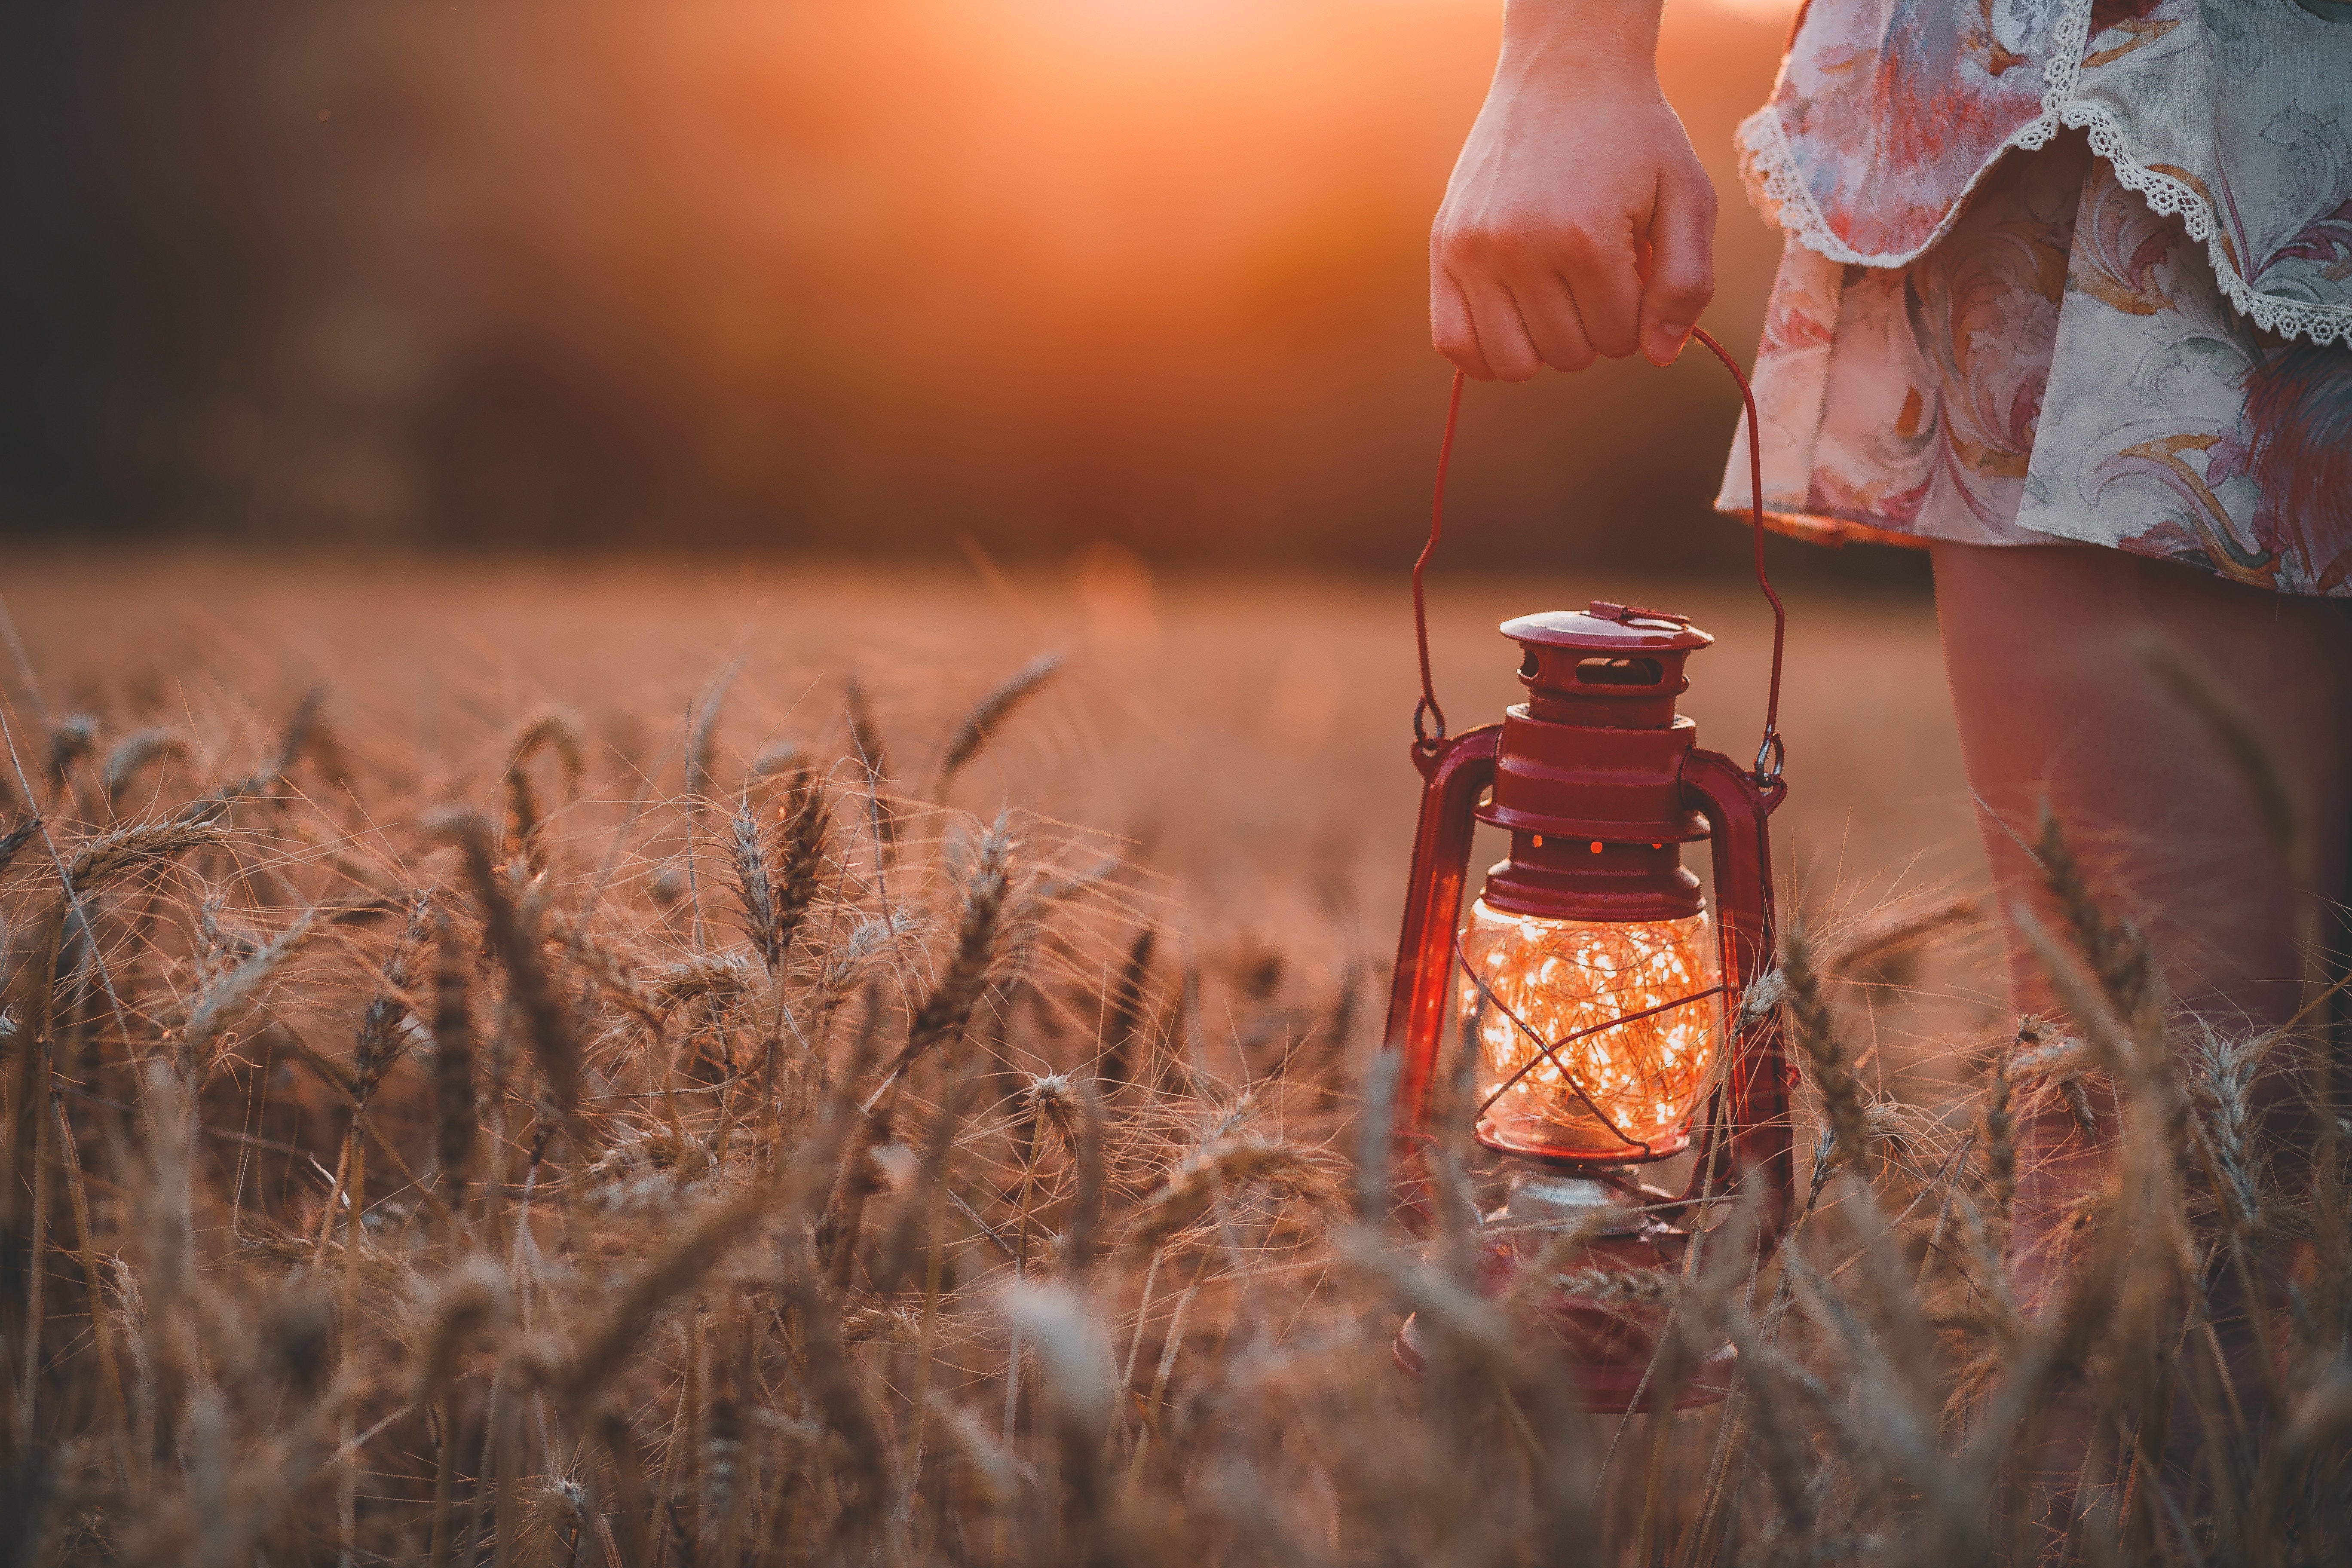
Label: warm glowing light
xmin=1677 ymin=0 xmax=1803 ymax=22
xmin=1460 ymin=900 xmax=1721 ymax=1157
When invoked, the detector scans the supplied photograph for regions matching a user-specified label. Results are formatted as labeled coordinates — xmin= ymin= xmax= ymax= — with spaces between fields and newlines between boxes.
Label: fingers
xmin=1430 ymin=265 xmax=1497 ymax=380
xmin=1461 ymin=273 xmax=1543 ymax=381
xmin=1435 ymin=217 xmax=1648 ymax=375
xmin=1508 ymin=270 xmax=1597 ymax=374
xmin=1433 ymin=158 xmax=1708 ymax=374
xmin=1553 ymin=219 xmax=1645 ymax=361
xmin=1636 ymin=165 xmax=1717 ymax=367
xmin=1433 ymin=259 xmax=1544 ymax=382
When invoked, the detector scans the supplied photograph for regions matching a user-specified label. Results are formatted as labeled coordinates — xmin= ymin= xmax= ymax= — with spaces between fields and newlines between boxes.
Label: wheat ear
xmin=453 ymin=818 xmax=581 ymax=1123
xmin=871 ymin=815 xmax=1010 ymax=1094
xmin=1983 ymin=1038 xmax=2018 ymax=1237
xmin=1781 ymin=919 xmax=1868 ymax=1179
xmin=430 ymin=910 xmax=480 ymax=1204
xmin=99 ymin=728 xmax=189 ymax=809
xmin=935 ymin=648 xmax=1063 ymax=798
xmin=62 ymin=812 xmax=229 ymax=896
xmin=353 ymin=890 xmax=432 ymax=1109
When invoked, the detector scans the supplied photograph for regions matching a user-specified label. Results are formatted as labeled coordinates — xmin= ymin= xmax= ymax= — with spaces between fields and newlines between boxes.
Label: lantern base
xmin=1474 ymin=1122 xmax=1695 ymax=1172
xmin=1391 ymin=1312 xmax=1736 ymax=1413
xmin=1389 ymin=1161 xmax=1737 ymax=1412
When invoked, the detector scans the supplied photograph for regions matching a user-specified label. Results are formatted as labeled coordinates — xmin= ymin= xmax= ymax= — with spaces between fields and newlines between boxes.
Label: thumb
xmin=1638 ymin=168 xmax=1716 ymax=367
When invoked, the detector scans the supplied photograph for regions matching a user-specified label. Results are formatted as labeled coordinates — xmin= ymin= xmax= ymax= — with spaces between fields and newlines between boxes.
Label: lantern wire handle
xmin=1689 ymin=325 xmax=1787 ymax=785
xmin=1410 ymin=327 xmax=1787 ymax=786
xmin=1410 ymin=369 xmax=1466 ymax=758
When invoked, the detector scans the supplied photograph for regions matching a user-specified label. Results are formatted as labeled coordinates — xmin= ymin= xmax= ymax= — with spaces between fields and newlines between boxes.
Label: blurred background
xmin=0 ymin=0 xmax=1924 ymax=584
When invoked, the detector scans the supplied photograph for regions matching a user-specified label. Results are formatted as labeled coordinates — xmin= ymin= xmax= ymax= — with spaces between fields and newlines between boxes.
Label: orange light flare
xmin=1461 ymin=902 xmax=1722 ymax=1157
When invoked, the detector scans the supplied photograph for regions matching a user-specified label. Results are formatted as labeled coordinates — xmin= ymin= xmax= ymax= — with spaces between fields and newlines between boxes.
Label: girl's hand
xmin=1432 ymin=0 xmax=1717 ymax=378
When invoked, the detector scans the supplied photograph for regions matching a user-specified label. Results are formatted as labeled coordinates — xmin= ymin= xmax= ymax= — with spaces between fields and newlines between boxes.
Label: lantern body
xmin=1384 ymin=600 xmax=1788 ymax=1191
xmin=1460 ymin=897 xmax=1721 ymax=1159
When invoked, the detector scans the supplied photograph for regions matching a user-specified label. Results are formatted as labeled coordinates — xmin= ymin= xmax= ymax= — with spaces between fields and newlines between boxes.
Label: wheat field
xmin=0 ymin=549 xmax=2342 ymax=1565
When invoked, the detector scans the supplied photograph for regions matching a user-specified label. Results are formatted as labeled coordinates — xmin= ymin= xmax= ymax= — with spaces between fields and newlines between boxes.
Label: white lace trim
xmin=1736 ymin=0 xmax=2352 ymax=349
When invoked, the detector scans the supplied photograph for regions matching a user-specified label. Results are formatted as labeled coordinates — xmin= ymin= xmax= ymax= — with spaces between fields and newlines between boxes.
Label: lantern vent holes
xmin=1575 ymin=656 xmax=1663 ymax=687
xmin=1519 ymin=649 xmax=1541 ymax=680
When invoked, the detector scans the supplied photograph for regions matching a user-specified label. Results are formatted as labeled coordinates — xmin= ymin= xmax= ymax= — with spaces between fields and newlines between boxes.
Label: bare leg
xmin=1932 ymin=541 xmax=2352 ymax=1031
xmin=1934 ymin=540 xmax=2352 ymax=1554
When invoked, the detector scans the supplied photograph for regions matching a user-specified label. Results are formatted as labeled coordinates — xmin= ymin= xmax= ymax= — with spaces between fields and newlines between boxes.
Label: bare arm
xmin=1432 ymin=0 xmax=1716 ymax=378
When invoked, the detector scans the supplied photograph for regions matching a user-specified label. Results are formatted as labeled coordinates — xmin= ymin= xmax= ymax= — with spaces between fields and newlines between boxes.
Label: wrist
xmin=1498 ymin=0 xmax=1664 ymax=89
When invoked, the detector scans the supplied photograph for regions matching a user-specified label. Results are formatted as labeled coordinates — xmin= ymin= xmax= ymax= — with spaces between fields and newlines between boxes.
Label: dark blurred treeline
xmin=0 ymin=0 xmax=1919 ymax=582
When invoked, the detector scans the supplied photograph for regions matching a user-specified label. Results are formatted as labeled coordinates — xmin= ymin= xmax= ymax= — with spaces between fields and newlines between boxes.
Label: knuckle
xmin=1661 ymin=273 xmax=1715 ymax=307
xmin=1435 ymin=219 xmax=1494 ymax=269
xmin=1478 ymin=221 xmax=1536 ymax=269
xmin=1554 ymin=225 xmax=1607 ymax=270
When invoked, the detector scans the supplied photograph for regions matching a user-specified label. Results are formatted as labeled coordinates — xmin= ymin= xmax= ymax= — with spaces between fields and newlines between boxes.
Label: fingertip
xmin=1644 ymin=322 xmax=1692 ymax=367
xmin=1434 ymin=339 xmax=1495 ymax=381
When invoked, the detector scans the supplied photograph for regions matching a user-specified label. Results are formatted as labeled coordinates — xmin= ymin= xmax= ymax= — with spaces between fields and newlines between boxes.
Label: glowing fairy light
xmin=1460 ymin=902 xmax=1721 ymax=1156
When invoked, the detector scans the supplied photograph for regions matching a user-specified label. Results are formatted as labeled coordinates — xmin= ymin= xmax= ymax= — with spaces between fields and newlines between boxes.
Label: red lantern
xmin=1382 ymin=337 xmax=1797 ymax=1412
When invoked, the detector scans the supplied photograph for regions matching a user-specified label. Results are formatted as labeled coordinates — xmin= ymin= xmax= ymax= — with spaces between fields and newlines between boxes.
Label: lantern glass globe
xmin=1459 ymin=900 xmax=1721 ymax=1159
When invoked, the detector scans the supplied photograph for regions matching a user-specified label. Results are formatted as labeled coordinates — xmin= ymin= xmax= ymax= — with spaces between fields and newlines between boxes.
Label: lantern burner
xmin=1499 ymin=1166 xmax=1647 ymax=1236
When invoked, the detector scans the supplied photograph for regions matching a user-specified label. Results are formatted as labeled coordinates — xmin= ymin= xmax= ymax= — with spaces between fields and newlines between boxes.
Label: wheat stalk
xmin=1548 ymin=1266 xmax=1681 ymax=1305
xmin=729 ymin=796 xmax=781 ymax=972
xmin=2034 ymin=805 xmax=2153 ymax=1025
xmin=452 ymin=816 xmax=581 ymax=1123
xmin=181 ymin=911 xmax=317 ymax=1073
xmin=1983 ymin=1037 xmax=2017 ymax=1236
xmin=936 ymin=649 xmax=1063 ymax=797
xmin=1780 ymin=919 xmax=1868 ymax=1178
xmin=556 ymin=913 xmax=665 ymax=1038
xmin=2192 ymin=1023 xmax=2270 ymax=1240
xmin=772 ymin=769 xmax=827 ymax=962
xmin=99 ymin=727 xmax=189 ymax=808
xmin=1127 ymin=1136 xmax=1337 ymax=1251
xmin=353 ymin=890 xmax=433 ymax=1108
xmin=845 ymin=676 xmax=894 ymax=848
xmin=871 ymin=815 xmax=1011 ymax=1094
xmin=554 ymin=1182 xmax=770 ymax=1413
xmin=430 ymin=909 xmax=480 ymax=1202
xmin=46 ymin=713 xmax=97 ymax=782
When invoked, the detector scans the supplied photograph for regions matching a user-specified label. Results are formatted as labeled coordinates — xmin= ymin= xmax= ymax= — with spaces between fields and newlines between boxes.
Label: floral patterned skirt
xmin=1716 ymin=133 xmax=2352 ymax=597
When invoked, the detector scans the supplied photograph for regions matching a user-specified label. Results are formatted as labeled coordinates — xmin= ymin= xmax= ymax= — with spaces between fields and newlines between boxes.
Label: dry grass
xmin=0 ymin=554 xmax=2343 ymax=1565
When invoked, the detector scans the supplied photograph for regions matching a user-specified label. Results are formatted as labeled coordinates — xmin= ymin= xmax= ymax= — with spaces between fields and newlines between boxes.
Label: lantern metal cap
xmin=1502 ymin=601 xmax=1714 ymax=653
